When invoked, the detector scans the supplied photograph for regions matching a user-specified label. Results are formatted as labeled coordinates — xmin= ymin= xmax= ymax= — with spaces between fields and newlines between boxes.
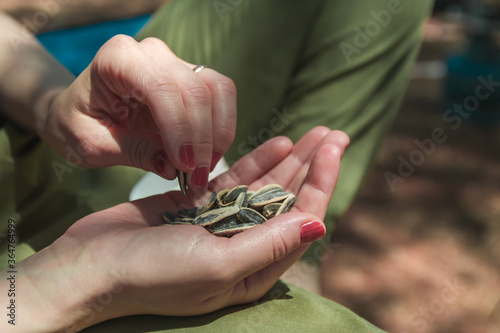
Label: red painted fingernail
xmin=192 ymin=165 xmax=209 ymax=188
xmin=153 ymin=151 xmax=167 ymax=178
xmin=210 ymin=150 xmax=223 ymax=172
xmin=179 ymin=143 xmax=195 ymax=169
xmin=300 ymin=221 xmax=325 ymax=244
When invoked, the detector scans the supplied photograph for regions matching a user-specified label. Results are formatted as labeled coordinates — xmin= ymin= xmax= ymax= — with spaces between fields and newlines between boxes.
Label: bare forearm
xmin=0 ymin=0 xmax=169 ymax=33
xmin=0 ymin=11 xmax=74 ymax=133
xmin=0 ymin=240 xmax=118 ymax=332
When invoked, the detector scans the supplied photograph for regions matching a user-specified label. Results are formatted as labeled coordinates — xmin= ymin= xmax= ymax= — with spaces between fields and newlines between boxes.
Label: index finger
xmin=189 ymin=65 xmax=237 ymax=172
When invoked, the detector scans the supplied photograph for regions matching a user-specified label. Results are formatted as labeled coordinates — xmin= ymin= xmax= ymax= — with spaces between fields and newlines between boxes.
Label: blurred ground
xmin=319 ymin=18 xmax=500 ymax=333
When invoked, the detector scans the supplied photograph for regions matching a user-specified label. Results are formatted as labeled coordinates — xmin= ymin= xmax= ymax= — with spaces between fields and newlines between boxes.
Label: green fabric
xmin=136 ymin=0 xmax=433 ymax=261
xmin=85 ymin=281 xmax=384 ymax=333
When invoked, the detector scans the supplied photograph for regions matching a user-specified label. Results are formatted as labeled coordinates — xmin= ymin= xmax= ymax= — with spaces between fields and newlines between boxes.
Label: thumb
xmin=112 ymin=128 xmax=178 ymax=180
xmin=226 ymin=212 xmax=325 ymax=284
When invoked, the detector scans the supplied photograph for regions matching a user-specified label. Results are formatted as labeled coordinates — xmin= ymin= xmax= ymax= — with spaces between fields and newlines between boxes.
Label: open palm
xmin=53 ymin=127 xmax=348 ymax=330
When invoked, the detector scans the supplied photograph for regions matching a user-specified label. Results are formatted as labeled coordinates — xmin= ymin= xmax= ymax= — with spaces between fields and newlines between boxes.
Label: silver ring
xmin=193 ymin=64 xmax=209 ymax=73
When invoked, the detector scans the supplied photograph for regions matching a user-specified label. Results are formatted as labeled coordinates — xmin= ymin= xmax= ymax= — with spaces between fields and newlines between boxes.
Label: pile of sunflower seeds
xmin=161 ymin=184 xmax=296 ymax=237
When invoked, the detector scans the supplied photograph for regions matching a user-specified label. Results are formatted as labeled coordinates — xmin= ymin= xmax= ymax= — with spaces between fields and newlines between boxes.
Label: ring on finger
xmin=192 ymin=64 xmax=210 ymax=74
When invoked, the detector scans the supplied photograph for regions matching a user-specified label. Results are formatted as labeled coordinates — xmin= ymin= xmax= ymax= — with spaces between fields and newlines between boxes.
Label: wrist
xmin=33 ymin=87 xmax=66 ymax=137
xmin=3 ymin=235 xmax=122 ymax=332
xmin=0 ymin=12 xmax=74 ymax=134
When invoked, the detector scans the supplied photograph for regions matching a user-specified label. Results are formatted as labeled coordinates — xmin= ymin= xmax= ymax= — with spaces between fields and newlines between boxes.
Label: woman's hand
xmin=41 ymin=35 xmax=237 ymax=189
xmin=6 ymin=127 xmax=348 ymax=332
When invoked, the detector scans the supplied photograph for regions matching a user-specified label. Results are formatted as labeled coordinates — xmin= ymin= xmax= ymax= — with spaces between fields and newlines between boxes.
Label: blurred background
xmin=320 ymin=1 xmax=500 ymax=332
xmin=32 ymin=0 xmax=500 ymax=332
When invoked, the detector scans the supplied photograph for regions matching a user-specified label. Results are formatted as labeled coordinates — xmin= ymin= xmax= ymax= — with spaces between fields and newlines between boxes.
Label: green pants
xmin=0 ymin=0 xmax=431 ymax=331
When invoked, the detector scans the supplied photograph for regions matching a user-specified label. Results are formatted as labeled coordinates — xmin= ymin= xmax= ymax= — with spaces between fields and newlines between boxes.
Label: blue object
xmin=444 ymin=31 xmax=500 ymax=127
xmin=37 ymin=15 xmax=151 ymax=76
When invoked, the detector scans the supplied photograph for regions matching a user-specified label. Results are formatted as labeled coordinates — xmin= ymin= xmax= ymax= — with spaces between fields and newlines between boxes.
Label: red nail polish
xmin=300 ymin=221 xmax=325 ymax=244
xmin=153 ymin=152 xmax=167 ymax=178
xmin=179 ymin=144 xmax=195 ymax=169
xmin=210 ymin=150 xmax=223 ymax=172
xmin=192 ymin=165 xmax=209 ymax=188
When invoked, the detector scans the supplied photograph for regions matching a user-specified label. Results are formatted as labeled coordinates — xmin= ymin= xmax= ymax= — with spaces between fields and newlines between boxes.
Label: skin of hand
xmin=1 ymin=127 xmax=349 ymax=332
xmin=0 ymin=12 xmax=234 ymax=189
xmin=42 ymin=35 xmax=237 ymax=188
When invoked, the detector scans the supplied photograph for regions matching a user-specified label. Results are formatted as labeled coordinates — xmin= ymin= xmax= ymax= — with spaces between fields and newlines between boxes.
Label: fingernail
xmin=210 ymin=150 xmax=223 ymax=172
xmin=300 ymin=221 xmax=325 ymax=244
xmin=153 ymin=151 xmax=167 ymax=178
xmin=179 ymin=143 xmax=195 ymax=169
xmin=192 ymin=165 xmax=209 ymax=188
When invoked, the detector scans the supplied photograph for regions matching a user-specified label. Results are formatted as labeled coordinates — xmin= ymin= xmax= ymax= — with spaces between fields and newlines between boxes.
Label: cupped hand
xmin=40 ymin=35 xmax=236 ymax=188
xmin=19 ymin=127 xmax=348 ymax=332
